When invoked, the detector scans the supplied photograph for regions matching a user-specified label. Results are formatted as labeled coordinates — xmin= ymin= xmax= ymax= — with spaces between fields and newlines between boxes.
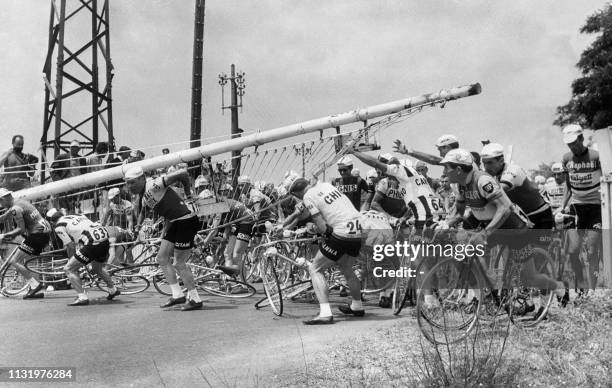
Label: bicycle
xmin=416 ymin=229 xmax=557 ymax=345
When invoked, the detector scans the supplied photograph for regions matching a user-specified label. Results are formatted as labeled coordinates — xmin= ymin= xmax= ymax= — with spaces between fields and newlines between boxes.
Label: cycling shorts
xmin=571 ymin=204 xmax=602 ymax=229
xmin=163 ymin=215 xmax=200 ymax=250
xmin=19 ymin=233 xmax=50 ymax=256
xmin=319 ymin=234 xmax=361 ymax=261
xmin=75 ymin=240 xmax=110 ymax=264
xmin=231 ymin=223 xmax=254 ymax=242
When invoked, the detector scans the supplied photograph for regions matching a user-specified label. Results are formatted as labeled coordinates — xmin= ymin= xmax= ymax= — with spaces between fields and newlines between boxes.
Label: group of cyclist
xmin=0 ymin=122 xmax=603 ymax=324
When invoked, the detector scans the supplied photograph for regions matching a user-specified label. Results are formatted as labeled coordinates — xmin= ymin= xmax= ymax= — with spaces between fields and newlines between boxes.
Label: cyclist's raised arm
xmin=351 ymin=151 xmax=388 ymax=172
xmin=101 ymin=208 xmax=111 ymax=227
xmin=393 ymin=140 xmax=442 ymax=165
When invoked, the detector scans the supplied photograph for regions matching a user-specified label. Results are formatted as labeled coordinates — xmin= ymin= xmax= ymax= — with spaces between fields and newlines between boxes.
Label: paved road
xmin=0 ymin=286 xmax=411 ymax=387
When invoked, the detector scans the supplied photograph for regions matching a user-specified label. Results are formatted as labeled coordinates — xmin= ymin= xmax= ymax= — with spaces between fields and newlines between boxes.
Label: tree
xmin=555 ymin=5 xmax=612 ymax=129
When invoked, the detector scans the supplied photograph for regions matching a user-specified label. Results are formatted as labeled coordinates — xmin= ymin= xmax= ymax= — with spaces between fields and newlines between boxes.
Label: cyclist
xmin=560 ymin=124 xmax=602 ymax=292
xmin=393 ymin=134 xmax=459 ymax=165
xmin=545 ymin=163 xmax=568 ymax=215
xmin=436 ymin=175 xmax=456 ymax=214
xmin=47 ymin=209 xmax=119 ymax=306
xmin=0 ymin=189 xmax=51 ymax=299
xmin=201 ymin=189 xmax=256 ymax=274
xmin=288 ymin=177 xmax=364 ymax=325
xmin=101 ymin=187 xmax=135 ymax=231
xmin=441 ymin=149 xmax=565 ymax=308
xmin=106 ymin=225 xmax=134 ymax=266
xmin=124 ymin=166 xmax=203 ymax=311
xmin=332 ymin=156 xmax=370 ymax=211
xmin=480 ymin=143 xmax=554 ymax=240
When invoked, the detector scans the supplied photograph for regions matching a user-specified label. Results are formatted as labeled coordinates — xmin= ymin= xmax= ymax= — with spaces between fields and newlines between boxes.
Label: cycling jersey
xmin=437 ymin=186 xmax=456 ymax=214
xmin=219 ymin=199 xmax=255 ymax=225
xmin=562 ymin=148 xmax=601 ymax=205
xmin=55 ymin=215 xmax=109 ymax=246
xmin=303 ymin=182 xmax=363 ymax=239
xmin=456 ymin=170 xmax=503 ymax=222
xmin=10 ymin=200 xmax=50 ymax=235
xmin=140 ymin=177 xmax=192 ymax=222
xmin=360 ymin=210 xmax=394 ymax=246
xmin=385 ymin=164 xmax=434 ymax=225
xmin=375 ymin=177 xmax=408 ymax=218
xmin=107 ymin=200 xmax=133 ymax=228
xmin=544 ymin=181 xmax=566 ymax=211
xmin=331 ymin=176 xmax=369 ymax=210
xmin=496 ymin=163 xmax=549 ymax=216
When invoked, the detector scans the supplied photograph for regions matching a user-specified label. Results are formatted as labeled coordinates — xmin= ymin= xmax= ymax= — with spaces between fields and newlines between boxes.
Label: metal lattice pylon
xmin=40 ymin=0 xmax=115 ymax=182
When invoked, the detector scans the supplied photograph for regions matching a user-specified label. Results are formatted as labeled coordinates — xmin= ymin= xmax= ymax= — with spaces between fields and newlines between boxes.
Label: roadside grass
xmin=275 ymin=290 xmax=612 ymax=387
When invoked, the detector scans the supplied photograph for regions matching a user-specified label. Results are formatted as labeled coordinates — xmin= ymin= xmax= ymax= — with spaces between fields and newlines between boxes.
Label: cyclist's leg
xmin=336 ymin=254 xmax=362 ymax=307
xmin=65 ymin=256 xmax=87 ymax=297
xmin=308 ymin=251 xmax=336 ymax=317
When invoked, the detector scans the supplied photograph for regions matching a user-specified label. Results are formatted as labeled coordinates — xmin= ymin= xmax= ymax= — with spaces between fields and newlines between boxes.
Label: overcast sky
xmin=0 ymin=0 xmax=609 ymax=178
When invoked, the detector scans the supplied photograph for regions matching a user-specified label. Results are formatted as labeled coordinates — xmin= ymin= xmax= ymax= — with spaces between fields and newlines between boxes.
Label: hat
xmin=70 ymin=140 xmax=80 ymax=148
xmin=0 ymin=188 xmax=12 ymax=198
xmin=108 ymin=187 xmax=120 ymax=199
xmin=440 ymin=148 xmax=474 ymax=166
xmin=480 ymin=143 xmax=505 ymax=160
xmin=435 ymin=134 xmax=459 ymax=147
xmin=546 ymin=177 xmax=556 ymax=185
xmin=129 ymin=150 xmax=139 ymax=158
xmin=194 ymin=175 xmax=210 ymax=188
xmin=366 ymin=169 xmax=378 ymax=179
xmin=337 ymin=156 xmax=353 ymax=168
xmin=45 ymin=208 xmax=63 ymax=221
xmin=124 ymin=166 xmax=144 ymax=180
xmin=198 ymin=189 xmax=214 ymax=199
xmin=551 ymin=162 xmax=565 ymax=174
xmin=378 ymin=153 xmax=393 ymax=163
xmin=283 ymin=171 xmax=300 ymax=190
xmin=237 ymin=175 xmax=252 ymax=185
xmin=351 ymin=168 xmax=360 ymax=177
xmin=289 ymin=178 xmax=310 ymax=194
xmin=562 ymin=124 xmax=583 ymax=144
xmin=415 ymin=161 xmax=428 ymax=169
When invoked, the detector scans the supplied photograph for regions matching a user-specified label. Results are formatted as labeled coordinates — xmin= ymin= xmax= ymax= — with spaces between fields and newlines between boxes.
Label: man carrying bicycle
xmin=0 ymin=189 xmax=51 ymax=299
xmin=124 ymin=166 xmax=203 ymax=311
xmin=560 ymin=124 xmax=602 ymax=292
xmin=46 ymin=209 xmax=119 ymax=306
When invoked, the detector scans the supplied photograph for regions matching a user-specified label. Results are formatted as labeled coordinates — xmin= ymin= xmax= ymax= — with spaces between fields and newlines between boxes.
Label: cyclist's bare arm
xmin=1 ymin=208 xmax=24 ymax=239
xmin=446 ymin=200 xmax=466 ymax=227
xmin=393 ymin=140 xmax=442 ymax=165
xmin=483 ymin=195 xmax=513 ymax=236
xmin=352 ymin=151 xmax=388 ymax=172
xmin=101 ymin=209 xmax=111 ymax=226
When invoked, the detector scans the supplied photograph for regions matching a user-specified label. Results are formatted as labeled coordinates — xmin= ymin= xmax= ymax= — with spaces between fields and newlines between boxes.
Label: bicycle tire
xmin=108 ymin=264 xmax=156 ymax=294
xmin=392 ymin=257 xmax=426 ymax=315
xmin=255 ymin=280 xmax=313 ymax=308
xmin=259 ymin=258 xmax=283 ymax=316
xmin=506 ymin=247 xmax=555 ymax=328
xmin=24 ymin=255 xmax=69 ymax=280
xmin=0 ymin=262 xmax=29 ymax=296
xmin=416 ymin=257 xmax=483 ymax=345
xmin=197 ymin=278 xmax=256 ymax=298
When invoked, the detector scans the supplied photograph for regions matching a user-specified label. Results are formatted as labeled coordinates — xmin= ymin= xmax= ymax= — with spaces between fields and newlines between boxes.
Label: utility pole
xmin=218 ymin=64 xmax=245 ymax=186
xmin=190 ymin=0 xmax=205 ymax=150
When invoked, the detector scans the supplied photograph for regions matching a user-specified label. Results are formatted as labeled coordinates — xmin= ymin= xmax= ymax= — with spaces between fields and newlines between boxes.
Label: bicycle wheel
xmin=392 ymin=256 xmax=425 ymax=315
xmin=24 ymin=255 xmax=69 ymax=281
xmin=259 ymin=258 xmax=283 ymax=315
xmin=241 ymin=250 xmax=260 ymax=284
xmin=255 ymin=280 xmax=313 ymax=308
xmin=416 ymin=257 xmax=483 ymax=345
xmin=108 ymin=265 xmax=155 ymax=294
xmin=197 ymin=277 xmax=256 ymax=298
xmin=131 ymin=242 xmax=158 ymax=265
xmin=0 ymin=262 xmax=29 ymax=296
xmin=506 ymin=247 xmax=555 ymax=328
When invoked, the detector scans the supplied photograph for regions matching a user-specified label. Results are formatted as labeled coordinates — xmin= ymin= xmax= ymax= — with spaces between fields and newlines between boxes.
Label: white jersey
xmin=303 ymin=182 xmax=363 ymax=239
xmin=360 ymin=210 xmax=394 ymax=247
xmin=386 ymin=164 xmax=436 ymax=223
xmin=55 ymin=215 xmax=109 ymax=246
xmin=545 ymin=181 xmax=567 ymax=211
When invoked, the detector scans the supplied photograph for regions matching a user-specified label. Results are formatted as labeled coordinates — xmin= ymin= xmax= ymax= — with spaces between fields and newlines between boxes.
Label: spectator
xmin=117 ymin=146 xmax=131 ymax=163
xmin=127 ymin=150 xmax=143 ymax=164
xmin=0 ymin=135 xmax=38 ymax=191
xmin=87 ymin=142 xmax=109 ymax=173
xmin=415 ymin=161 xmax=440 ymax=191
xmin=68 ymin=140 xmax=87 ymax=177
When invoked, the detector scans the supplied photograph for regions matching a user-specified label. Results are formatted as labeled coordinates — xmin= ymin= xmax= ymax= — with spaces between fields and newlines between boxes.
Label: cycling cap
xmin=351 ymin=168 xmax=360 ymax=177
xmin=108 ymin=187 xmax=120 ymax=199
xmin=124 ymin=166 xmax=144 ymax=180
xmin=480 ymin=143 xmax=505 ymax=160
xmin=534 ymin=175 xmax=546 ymax=184
xmin=550 ymin=162 xmax=565 ymax=173
xmin=198 ymin=189 xmax=214 ymax=199
xmin=562 ymin=124 xmax=583 ymax=144
xmin=440 ymin=148 xmax=473 ymax=166
xmin=237 ymin=175 xmax=252 ymax=185
xmin=366 ymin=169 xmax=378 ymax=179
xmin=435 ymin=134 xmax=459 ymax=147
xmin=289 ymin=178 xmax=310 ymax=194
xmin=337 ymin=156 xmax=353 ymax=168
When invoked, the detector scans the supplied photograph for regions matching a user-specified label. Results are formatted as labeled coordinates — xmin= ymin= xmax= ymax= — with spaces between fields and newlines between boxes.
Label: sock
xmin=29 ymin=278 xmax=40 ymax=288
xmin=187 ymin=289 xmax=201 ymax=303
xmin=319 ymin=303 xmax=332 ymax=317
xmin=78 ymin=293 xmax=88 ymax=300
xmin=169 ymin=283 xmax=183 ymax=299
xmin=351 ymin=299 xmax=364 ymax=311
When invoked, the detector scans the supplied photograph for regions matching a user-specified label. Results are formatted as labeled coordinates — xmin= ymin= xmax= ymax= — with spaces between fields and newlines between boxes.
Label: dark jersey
xmin=331 ymin=176 xmax=369 ymax=210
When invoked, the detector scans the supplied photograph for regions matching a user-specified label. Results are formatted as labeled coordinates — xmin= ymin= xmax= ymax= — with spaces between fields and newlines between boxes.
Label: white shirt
xmin=303 ymin=182 xmax=363 ymax=239
xmin=55 ymin=215 xmax=109 ymax=246
xmin=385 ymin=164 xmax=436 ymax=222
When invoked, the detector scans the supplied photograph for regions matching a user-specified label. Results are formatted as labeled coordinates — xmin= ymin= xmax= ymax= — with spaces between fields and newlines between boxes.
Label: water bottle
xmin=295 ymin=257 xmax=310 ymax=268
